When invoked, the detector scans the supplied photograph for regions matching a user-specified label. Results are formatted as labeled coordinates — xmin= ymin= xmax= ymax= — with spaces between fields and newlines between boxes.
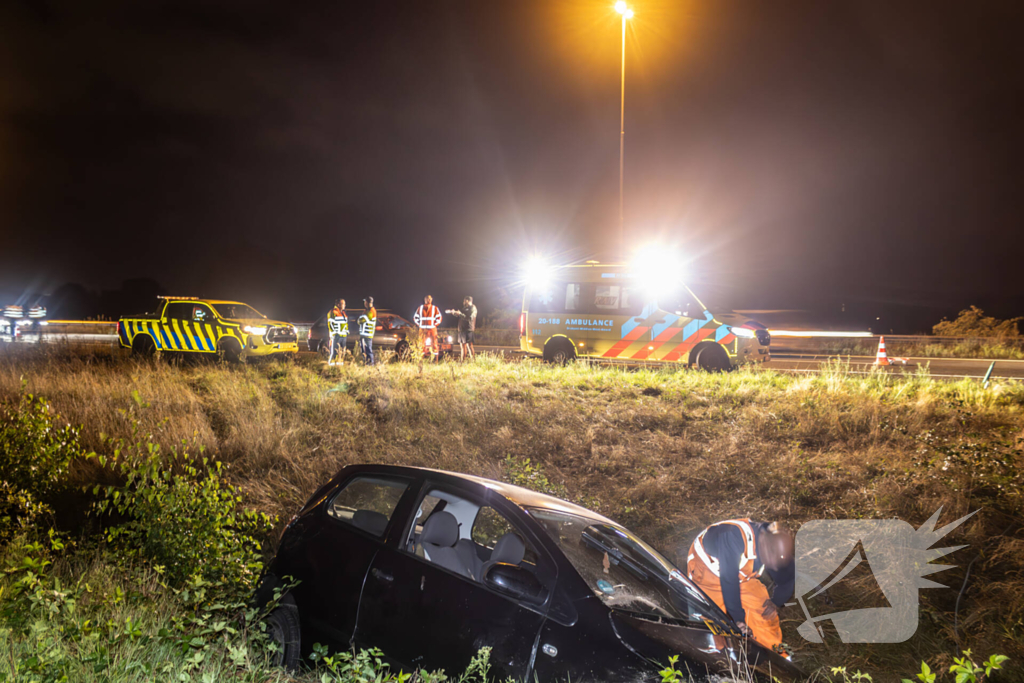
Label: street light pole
xmin=615 ymin=2 xmax=633 ymax=259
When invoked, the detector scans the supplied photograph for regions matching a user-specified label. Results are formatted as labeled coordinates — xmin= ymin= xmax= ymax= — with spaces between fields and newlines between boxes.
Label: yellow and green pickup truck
xmin=118 ymin=297 xmax=298 ymax=361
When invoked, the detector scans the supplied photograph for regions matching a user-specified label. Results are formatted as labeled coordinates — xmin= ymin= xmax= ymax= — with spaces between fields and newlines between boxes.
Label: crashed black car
xmin=256 ymin=465 xmax=801 ymax=682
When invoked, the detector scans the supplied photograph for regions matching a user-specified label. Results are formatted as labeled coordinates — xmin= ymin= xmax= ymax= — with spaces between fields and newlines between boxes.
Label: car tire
xmin=695 ymin=344 xmax=730 ymax=372
xmin=265 ymin=593 xmax=301 ymax=672
xmin=131 ymin=334 xmax=156 ymax=359
xmin=394 ymin=340 xmax=410 ymax=361
xmin=543 ymin=338 xmax=576 ymax=365
xmin=317 ymin=340 xmax=331 ymax=360
xmin=219 ymin=338 xmax=244 ymax=364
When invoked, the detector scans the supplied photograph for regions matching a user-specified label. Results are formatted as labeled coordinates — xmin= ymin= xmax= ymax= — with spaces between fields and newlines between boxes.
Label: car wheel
xmin=695 ymin=344 xmax=730 ymax=372
xmin=131 ymin=334 xmax=156 ymax=358
xmin=543 ymin=338 xmax=575 ymax=365
xmin=317 ymin=340 xmax=331 ymax=360
xmin=219 ymin=339 xmax=244 ymax=364
xmin=394 ymin=340 xmax=410 ymax=361
xmin=265 ymin=594 xmax=301 ymax=671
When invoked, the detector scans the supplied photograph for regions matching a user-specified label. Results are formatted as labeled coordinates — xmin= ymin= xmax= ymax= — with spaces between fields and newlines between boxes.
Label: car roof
xmin=354 ymin=464 xmax=616 ymax=524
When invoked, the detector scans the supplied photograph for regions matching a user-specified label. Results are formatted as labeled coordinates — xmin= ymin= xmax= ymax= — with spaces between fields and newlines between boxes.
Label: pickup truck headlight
xmin=244 ymin=325 xmax=268 ymax=336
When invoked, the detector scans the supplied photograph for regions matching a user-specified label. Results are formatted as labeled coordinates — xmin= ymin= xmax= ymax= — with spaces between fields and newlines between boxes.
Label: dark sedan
xmin=256 ymin=465 xmax=801 ymax=682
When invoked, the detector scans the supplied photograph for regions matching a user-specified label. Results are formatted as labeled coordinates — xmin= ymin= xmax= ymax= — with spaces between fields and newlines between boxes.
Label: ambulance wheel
xmin=695 ymin=344 xmax=730 ymax=372
xmin=131 ymin=334 xmax=156 ymax=358
xmin=219 ymin=339 xmax=244 ymax=364
xmin=394 ymin=340 xmax=411 ymax=361
xmin=543 ymin=338 xmax=576 ymax=365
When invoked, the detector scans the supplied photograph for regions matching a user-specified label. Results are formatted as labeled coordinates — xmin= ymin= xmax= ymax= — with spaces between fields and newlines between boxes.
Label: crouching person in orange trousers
xmin=687 ymin=519 xmax=794 ymax=656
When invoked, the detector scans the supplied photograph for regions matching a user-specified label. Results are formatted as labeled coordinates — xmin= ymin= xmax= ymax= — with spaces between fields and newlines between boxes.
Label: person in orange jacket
xmin=414 ymin=295 xmax=443 ymax=360
xmin=687 ymin=519 xmax=794 ymax=655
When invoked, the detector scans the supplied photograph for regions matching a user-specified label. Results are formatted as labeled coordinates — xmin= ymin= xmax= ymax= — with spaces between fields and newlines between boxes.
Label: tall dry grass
xmin=1 ymin=343 xmax=1022 ymax=678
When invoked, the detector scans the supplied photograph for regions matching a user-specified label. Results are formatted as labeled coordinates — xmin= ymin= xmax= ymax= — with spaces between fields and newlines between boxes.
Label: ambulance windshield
xmin=528 ymin=508 xmax=730 ymax=628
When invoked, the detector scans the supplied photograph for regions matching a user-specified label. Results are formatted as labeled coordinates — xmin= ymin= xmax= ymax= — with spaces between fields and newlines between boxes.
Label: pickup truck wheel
xmin=131 ymin=334 xmax=156 ymax=358
xmin=265 ymin=594 xmax=301 ymax=671
xmin=543 ymin=338 xmax=576 ymax=365
xmin=219 ymin=339 xmax=244 ymax=364
xmin=695 ymin=344 xmax=730 ymax=372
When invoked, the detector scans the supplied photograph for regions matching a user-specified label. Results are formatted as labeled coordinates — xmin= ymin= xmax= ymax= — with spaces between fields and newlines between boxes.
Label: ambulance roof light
xmin=631 ymin=245 xmax=685 ymax=296
xmin=523 ymin=257 xmax=553 ymax=291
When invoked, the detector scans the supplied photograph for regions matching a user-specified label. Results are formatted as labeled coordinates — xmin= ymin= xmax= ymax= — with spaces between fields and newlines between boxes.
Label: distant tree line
xmin=46 ymin=279 xmax=166 ymax=320
xmin=933 ymin=306 xmax=1021 ymax=338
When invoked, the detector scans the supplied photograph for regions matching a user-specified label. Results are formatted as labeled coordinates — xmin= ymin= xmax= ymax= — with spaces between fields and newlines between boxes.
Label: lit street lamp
xmin=615 ymin=1 xmax=633 ymax=258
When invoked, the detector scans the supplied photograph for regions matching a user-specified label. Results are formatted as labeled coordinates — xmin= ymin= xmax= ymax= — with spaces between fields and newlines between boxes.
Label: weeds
xmin=1 ymin=347 xmax=1023 ymax=678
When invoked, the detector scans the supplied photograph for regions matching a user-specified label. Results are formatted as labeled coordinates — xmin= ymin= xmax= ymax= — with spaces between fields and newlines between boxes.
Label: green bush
xmin=0 ymin=392 xmax=85 ymax=546
xmin=933 ymin=306 xmax=1021 ymax=338
xmin=91 ymin=418 xmax=275 ymax=593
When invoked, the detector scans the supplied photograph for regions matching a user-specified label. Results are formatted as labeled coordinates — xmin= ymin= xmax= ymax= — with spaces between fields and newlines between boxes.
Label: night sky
xmin=2 ymin=0 xmax=1022 ymax=330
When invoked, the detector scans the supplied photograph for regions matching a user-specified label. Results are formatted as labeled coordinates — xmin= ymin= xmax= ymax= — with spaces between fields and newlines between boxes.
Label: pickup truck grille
xmin=267 ymin=326 xmax=297 ymax=343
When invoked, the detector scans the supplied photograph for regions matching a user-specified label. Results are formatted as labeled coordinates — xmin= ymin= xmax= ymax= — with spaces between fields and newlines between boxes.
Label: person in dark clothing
xmin=445 ymin=296 xmax=477 ymax=361
xmin=687 ymin=519 xmax=794 ymax=654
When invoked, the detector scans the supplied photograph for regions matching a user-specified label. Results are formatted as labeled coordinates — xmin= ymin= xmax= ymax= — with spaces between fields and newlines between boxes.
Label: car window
xmin=529 ymin=508 xmax=731 ymax=629
xmin=592 ymin=285 xmax=642 ymax=316
xmin=327 ymin=476 xmax=409 ymax=538
xmin=472 ymin=506 xmax=539 ymax=565
xmin=564 ymin=284 xmax=581 ymax=311
xmin=192 ymin=305 xmax=214 ymax=324
xmin=163 ymin=302 xmax=191 ymax=320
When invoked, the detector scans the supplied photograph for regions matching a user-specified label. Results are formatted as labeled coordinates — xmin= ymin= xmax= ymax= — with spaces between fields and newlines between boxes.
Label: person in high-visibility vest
xmin=326 ymin=299 xmax=348 ymax=366
xmin=357 ymin=297 xmax=377 ymax=365
xmin=687 ymin=519 xmax=794 ymax=656
xmin=413 ymin=294 xmax=443 ymax=359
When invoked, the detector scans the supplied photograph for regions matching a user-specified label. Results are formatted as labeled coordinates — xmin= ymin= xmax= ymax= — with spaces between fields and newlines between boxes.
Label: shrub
xmin=933 ymin=306 xmax=1021 ymax=338
xmin=91 ymin=399 xmax=275 ymax=593
xmin=0 ymin=392 xmax=85 ymax=546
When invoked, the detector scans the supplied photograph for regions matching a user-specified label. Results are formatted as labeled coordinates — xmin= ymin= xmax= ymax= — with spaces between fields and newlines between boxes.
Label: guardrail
xmin=7 ymin=323 xmax=1021 ymax=357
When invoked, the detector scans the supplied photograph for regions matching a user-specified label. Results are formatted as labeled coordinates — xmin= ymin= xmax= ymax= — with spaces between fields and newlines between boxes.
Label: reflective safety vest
xmin=328 ymin=308 xmax=348 ymax=336
xmin=689 ymin=518 xmax=765 ymax=583
xmin=358 ymin=308 xmax=377 ymax=337
xmin=414 ymin=304 xmax=442 ymax=330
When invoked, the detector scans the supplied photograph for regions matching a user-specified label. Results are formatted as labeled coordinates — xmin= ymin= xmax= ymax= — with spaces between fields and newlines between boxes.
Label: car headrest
xmin=491 ymin=532 xmax=526 ymax=565
xmin=352 ymin=510 xmax=389 ymax=536
xmin=421 ymin=511 xmax=459 ymax=547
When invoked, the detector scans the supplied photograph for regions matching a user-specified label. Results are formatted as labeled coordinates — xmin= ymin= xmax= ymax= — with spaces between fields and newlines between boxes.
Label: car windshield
xmin=212 ymin=303 xmax=264 ymax=320
xmin=528 ymin=508 xmax=731 ymax=628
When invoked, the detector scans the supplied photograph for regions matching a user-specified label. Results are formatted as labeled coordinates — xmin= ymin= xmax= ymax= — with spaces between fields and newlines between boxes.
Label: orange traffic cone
xmin=874 ymin=336 xmax=890 ymax=366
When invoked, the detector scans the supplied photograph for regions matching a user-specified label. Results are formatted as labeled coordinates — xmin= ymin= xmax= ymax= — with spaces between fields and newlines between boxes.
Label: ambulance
xmin=519 ymin=261 xmax=770 ymax=369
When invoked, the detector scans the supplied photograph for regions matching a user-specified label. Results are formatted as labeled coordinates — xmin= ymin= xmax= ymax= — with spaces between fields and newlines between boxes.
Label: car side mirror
xmin=485 ymin=563 xmax=548 ymax=605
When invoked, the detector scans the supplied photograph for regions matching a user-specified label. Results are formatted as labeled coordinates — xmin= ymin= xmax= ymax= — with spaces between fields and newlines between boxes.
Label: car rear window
xmin=327 ymin=476 xmax=409 ymax=537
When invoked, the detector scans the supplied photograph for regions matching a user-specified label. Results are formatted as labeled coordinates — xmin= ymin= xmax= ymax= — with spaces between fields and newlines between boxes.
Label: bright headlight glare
xmin=631 ymin=245 xmax=685 ymax=296
xmin=244 ymin=325 xmax=268 ymax=336
xmin=732 ymin=327 xmax=756 ymax=338
xmin=524 ymin=257 xmax=552 ymax=292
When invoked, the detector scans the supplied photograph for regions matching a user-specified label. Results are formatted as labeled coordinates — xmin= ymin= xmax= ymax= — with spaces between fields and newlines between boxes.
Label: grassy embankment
xmin=0 ymin=345 xmax=1022 ymax=681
